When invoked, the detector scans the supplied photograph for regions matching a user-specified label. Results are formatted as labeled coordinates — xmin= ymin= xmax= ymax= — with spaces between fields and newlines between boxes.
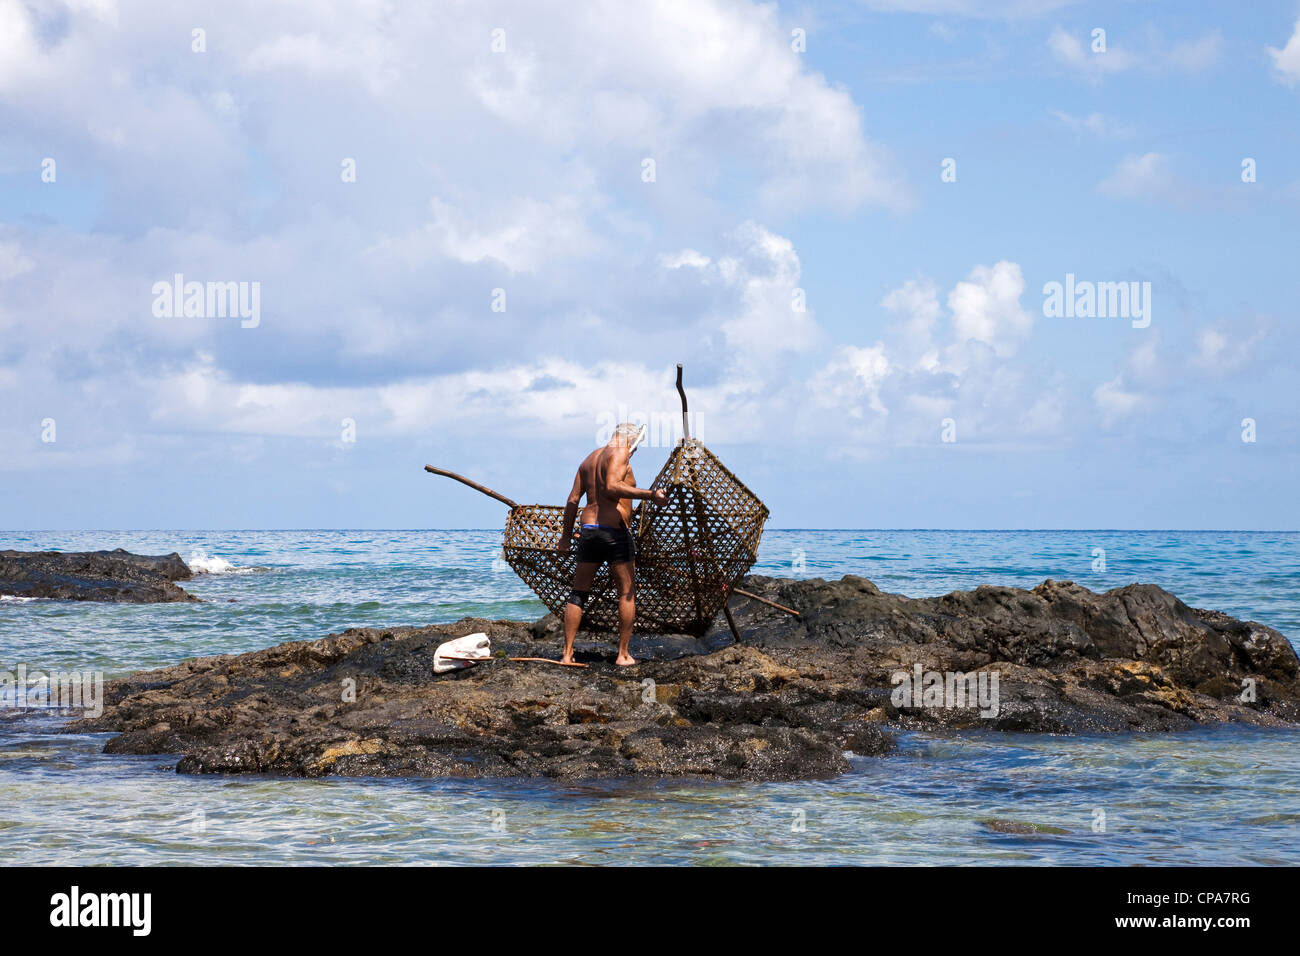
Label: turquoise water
xmin=3 ymin=529 xmax=1299 ymax=865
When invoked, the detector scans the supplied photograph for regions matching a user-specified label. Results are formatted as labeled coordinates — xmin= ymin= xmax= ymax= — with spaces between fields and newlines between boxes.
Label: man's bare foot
xmin=615 ymin=653 xmax=637 ymax=666
xmin=560 ymin=653 xmax=575 ymax=665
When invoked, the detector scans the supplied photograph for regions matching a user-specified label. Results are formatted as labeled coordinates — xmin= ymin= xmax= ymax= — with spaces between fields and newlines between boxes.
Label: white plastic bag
xmin=433 ymin=633 xmax=491 ymax=674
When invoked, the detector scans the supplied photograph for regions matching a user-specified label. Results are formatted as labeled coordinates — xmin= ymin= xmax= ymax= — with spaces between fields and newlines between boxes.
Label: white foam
xmin=188 ymin=550 xmax=256 ymax=575
xmin=0 ymin=595 xmax=40 ymax=604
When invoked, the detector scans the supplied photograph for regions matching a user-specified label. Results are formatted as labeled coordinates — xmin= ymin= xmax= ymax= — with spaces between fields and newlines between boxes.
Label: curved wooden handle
xmin=424 ymin=465 xmax=519 ymax=509
xmin=675 ymin=363 xmax=691 ymax=440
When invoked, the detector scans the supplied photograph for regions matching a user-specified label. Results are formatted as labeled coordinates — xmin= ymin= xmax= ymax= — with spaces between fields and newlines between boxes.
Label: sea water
xmin=2 ymin=529 xmax=1297 ymax=865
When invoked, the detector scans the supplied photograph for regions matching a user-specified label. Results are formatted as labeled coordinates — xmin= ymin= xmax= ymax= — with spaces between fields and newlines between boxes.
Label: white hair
xmin=612 ymin=422 xmax=646 ymax=451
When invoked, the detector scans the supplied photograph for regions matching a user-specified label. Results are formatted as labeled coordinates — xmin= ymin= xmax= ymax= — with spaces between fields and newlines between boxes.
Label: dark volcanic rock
xmin=69 ymin=575 xmax=1300 ymax=780
xmin=74 ymin=626 xmax=880 ymax=780
xmin=0 ymin=549 xmax=197 ymax=603
xmin=715 ymin=575 xmax=1300 ymax=734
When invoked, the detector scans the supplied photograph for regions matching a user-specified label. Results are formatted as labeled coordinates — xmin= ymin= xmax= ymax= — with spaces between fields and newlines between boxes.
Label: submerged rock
xmin=70 ymin=575 xmax=1300 ymax=781
xmin=980 ymin=819 xmax=1070 ymax=835
xmin=0 ymin=549 xmax=198 ymax=603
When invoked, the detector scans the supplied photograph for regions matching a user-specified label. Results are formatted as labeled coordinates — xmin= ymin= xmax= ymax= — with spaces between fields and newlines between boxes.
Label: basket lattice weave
xmin=501 ymin=438 xmax=769 ymax=635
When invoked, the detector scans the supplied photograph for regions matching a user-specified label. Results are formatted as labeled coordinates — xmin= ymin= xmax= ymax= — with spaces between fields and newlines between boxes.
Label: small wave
xmin=0 ymin=595 xmax=41 ymax=604
xmin=188 ymin=550 xmax=261 ymax=575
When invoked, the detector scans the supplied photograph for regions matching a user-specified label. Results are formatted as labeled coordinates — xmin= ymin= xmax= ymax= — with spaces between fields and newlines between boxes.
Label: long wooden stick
xmin=731 ymin=587 xmax=800 ymax=617
xmin=441 ymin=656 xmax=588 ymax=669
xmin=424 ymin=465 xmax=519 ymax=509
xmin=508 ymin=657 xmax=589 ymax=668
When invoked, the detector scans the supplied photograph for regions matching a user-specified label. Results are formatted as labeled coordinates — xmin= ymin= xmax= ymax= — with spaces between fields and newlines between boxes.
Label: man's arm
xmin=556 ymin=469 xmax=583 ymax=553
xmin=602 ymin=446 xmax=661 ymax=501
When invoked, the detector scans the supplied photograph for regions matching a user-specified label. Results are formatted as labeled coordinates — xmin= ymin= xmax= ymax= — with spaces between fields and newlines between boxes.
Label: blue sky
xmin=1 ymin=0 xmax=1298 ymax=530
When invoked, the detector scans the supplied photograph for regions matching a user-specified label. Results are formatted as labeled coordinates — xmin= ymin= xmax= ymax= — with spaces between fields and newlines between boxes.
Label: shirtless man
xmin=556 ymin=423 xmax=668 ymax=666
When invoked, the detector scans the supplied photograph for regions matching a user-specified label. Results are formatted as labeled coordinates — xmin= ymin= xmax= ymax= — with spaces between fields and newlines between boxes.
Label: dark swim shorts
xmin=576 ymin=524 xmax=635 ymax=565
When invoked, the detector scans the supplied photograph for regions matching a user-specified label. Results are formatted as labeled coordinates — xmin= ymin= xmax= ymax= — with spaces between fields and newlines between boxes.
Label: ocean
xmin=2 ymin=529 xmax=1298 ymax=865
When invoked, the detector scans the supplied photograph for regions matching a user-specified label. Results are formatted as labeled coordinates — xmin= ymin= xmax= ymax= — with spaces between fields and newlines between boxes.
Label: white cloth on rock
xmin=433 ymin=633 xmax=491 ymax=673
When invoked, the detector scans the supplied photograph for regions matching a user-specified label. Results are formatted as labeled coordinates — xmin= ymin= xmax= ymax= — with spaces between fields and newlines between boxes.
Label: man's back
xmin=577 ymin=445 xmax=634 ymax=527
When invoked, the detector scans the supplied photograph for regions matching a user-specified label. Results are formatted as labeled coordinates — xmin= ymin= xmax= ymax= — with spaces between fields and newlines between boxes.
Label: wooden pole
xmin=509 ymin=657 xmax=589 ymax=668
xmin=676 ymin=363 xmax=690 ymax=441
xmin=441 ymin=656 xmax=589 ymax=668
xmin=731 ymin=587 xmax=800 ymax=617
xmin=424 ymin=465 xmax=519 ymax=509
xmin=721 ymin=599 xmax=743 ymax=644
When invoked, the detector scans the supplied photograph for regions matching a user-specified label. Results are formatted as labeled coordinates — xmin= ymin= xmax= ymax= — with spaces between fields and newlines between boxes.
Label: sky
xmin=1 ymin=0 xmax=1297 ymax=530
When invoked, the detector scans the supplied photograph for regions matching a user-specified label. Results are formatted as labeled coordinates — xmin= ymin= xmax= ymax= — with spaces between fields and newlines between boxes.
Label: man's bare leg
xmin=561 ymin=562 xmax=598 ymax=664
xmin=611 ymin=560 xmax=636 ymax=666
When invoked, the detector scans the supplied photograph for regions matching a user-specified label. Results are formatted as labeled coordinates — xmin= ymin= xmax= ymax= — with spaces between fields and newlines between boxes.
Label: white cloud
xmin=1166 ymin=32 xmax=1223 ymax=72
xmin=1048 ymin=27 xmax=1134 ymax=74
xmin=659 ymin=249 xmax=711 ymax=270
xmin=863 ymin=0 xmax=1078 ymax=17
xmin=0 ymin=0 xmax=919 ymax=476
xmin=463 ymin=0 xmax=907 ymax=213
xmin=807 ymin=261 xmax=1063 ymax=444
xmin=371 ymin=196 xmax=599 ymax=274
xmin=1195 ymin=329 xmax=1229 ymax=363
xmin=0 ymin=240 xmax=35 ymax=281
xmin=0 ymin=0 xmax=1286 ymax=513
xmin=1126 ymin=330 xmax=1163 ymax=379
xmin=0 ymin=0 xmax=906 ymax=406
xmin=0 ymin=0 xmax=39 ymax=94
xmin=716 ymin=222 xmax=820 ymax=362
xmin=1048 ymin=27 xmax=1220 ymax=78
xmin=1190 ymin=325 xmax=1263 ymax=375
xmin=0 ymin=0 xmax=905 ymax=230
xmin=883 ymin=278 xmax=943 ymax=355
xmin=1049 ymin=109 xmax=1134 ymax=138
xmin=872 ymin=266 xmax=1035 ymax=385
xmin=144 ymin=354 xmax=692 ymax=442
xmin=1097 ymin=152 xmax=1170 ymax=198
xmin=1093 ymin=375 xmax=1144 ymax=425
xmin=812 ymin=344 xmax=892 ymax=418
xmin=947 ymin=261 xmax=1034 ymax=358
xmin=1021 ymin=387 xmax=1065 ymax=435
xmin=243 ymin=33 xmax=331 ymax=73
xmin=1267 ymin=18 xmax=1300 ymax=86
xmin=904 ymin=392 xmax=955 ymax=421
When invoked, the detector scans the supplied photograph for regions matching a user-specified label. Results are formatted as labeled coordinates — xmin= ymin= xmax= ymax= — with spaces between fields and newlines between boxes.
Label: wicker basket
xmin=427 ymin=366 xmax=770 ymax=636
xmin=498 ymin=438 xmax=768 ymax=635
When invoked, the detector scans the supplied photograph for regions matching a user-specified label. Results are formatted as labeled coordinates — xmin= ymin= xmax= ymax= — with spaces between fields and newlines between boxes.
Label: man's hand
xmin=650 ymin=488 xmax=668 ymax=506
xmin=556 ymin=536 xmax=572 ymax=555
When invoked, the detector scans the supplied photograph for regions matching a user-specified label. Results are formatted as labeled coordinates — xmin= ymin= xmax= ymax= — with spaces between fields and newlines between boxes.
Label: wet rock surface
xmin=0 ymin=549 xmax=197 ymax=603
xmin=71 ymin=575 xmax=1300 ymax=780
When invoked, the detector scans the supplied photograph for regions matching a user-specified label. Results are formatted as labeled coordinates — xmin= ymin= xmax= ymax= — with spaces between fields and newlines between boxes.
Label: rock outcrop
xmin=0 ymin=549 xmax=197 ymax=603
xmin=70 ymin=575 xmax=1300 ymax=780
